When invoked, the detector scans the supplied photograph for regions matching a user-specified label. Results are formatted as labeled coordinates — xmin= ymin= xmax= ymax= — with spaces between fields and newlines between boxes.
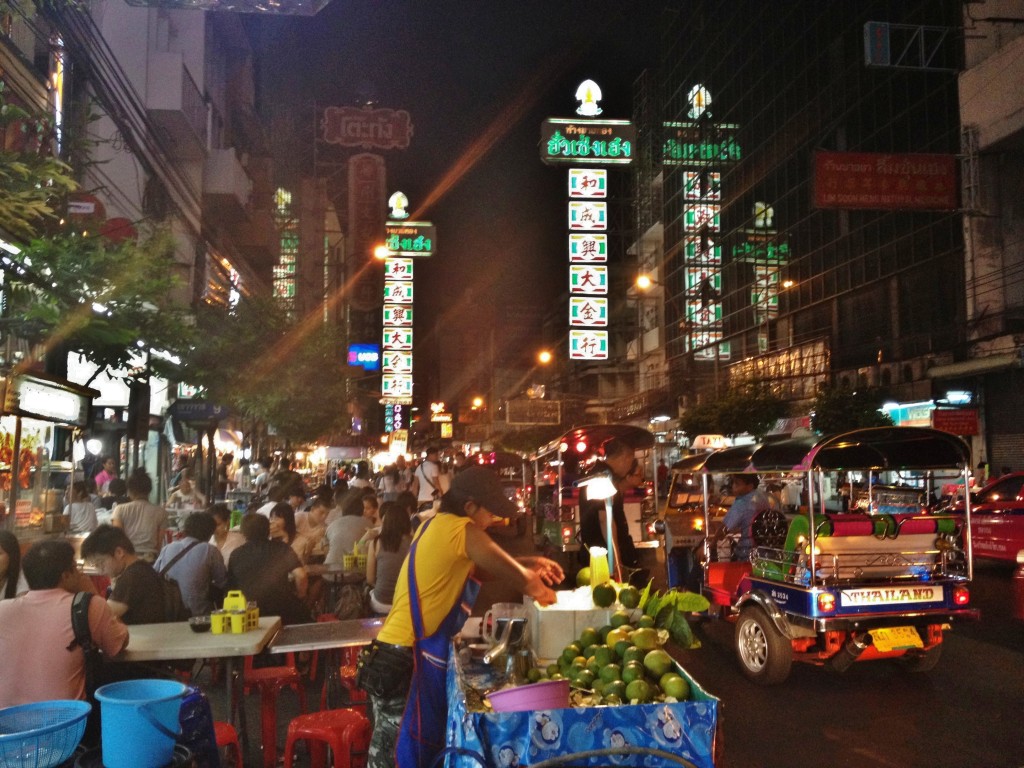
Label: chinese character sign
xmin=569 ymin=234 xmax=608 ymax=262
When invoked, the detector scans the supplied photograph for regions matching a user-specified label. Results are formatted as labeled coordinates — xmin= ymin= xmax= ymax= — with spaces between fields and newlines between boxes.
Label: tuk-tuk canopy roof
xmin=469 ymin=451 xmax=525 ymax=471
xmin=697 ymin=427 xmax=970 ymax=474
xmin=534 ymin=424 xmax=655 ymax=458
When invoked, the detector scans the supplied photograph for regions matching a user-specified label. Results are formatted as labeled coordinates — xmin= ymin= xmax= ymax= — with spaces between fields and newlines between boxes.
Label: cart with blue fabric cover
xmin=687 ymin=426 xmax=979 ymax=684
xmin=443 ymin=641 xmax=719 ymax=768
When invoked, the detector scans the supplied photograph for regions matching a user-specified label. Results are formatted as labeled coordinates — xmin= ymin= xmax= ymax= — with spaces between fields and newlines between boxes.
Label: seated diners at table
xmin=228 ymin=513 xmax=311 ymax=626
xmin=210 ymin=503 xmax=246 ymax=564
xmin=295 ymin=494 xmax=331 ymax=564
xmin=365 ymin=501 xmax=412 ymax=615
xmin=81 ymin=525 xmax=166 ymax=625
xmin=166 ymin=469 xmax=207 ymax=509
xmin=154 ymin=511 xmax=227 ymax=617
xmin=324 ymin=491 xmax=372 ymax=566
xmin=111 ymin=469 xmax=168 ymax=563
xmin=65 ymin=480 xmax=99 ymax=534
xmin=0 ymin=539 xmax=129 ymax=708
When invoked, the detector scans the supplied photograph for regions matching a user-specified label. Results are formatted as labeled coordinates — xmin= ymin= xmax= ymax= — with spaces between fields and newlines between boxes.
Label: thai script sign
xmin=813 ymin=151 xmax=958 ymax=210
xmin=663 ymin=122 xmax=741 ymax=166
xmin=322 ymin=106 xmax=413 ymax=150
xmin=540 ymin=119 xmax=635 ymax=166
xmin=385 ymin=221 xmax=436 ymax=256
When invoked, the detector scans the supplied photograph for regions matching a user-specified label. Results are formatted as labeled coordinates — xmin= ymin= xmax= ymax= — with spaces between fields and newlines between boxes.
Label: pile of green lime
xmin=527 ymin=620 xmax=690 ymax=706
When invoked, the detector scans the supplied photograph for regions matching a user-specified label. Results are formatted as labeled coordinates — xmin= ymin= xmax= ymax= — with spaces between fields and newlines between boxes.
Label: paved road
xmin=489 ymin=529 xmax=1023 ymax=768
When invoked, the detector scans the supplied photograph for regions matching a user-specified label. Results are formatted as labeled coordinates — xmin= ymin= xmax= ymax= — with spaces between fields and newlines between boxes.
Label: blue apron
xmin=396 ymin=516 xmax=481 ymax=768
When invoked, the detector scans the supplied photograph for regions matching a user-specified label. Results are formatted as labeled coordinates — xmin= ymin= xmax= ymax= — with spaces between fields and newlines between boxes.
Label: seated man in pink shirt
xmin=0 ymin=539 xmax=129 ymax=709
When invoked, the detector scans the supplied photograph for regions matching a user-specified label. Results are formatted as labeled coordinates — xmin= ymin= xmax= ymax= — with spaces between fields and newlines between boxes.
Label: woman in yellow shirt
xmin=360 ymin=467 xmax=562 ymax=768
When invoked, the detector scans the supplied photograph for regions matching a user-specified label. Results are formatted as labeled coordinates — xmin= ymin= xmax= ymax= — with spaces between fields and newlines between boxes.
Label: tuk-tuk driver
xmin=721 ymin=473 xmax=772 ymax=561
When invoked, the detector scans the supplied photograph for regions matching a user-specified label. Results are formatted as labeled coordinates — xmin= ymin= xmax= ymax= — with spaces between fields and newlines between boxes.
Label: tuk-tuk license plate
xmin=869 ymin=626 xmax=924 ymax=653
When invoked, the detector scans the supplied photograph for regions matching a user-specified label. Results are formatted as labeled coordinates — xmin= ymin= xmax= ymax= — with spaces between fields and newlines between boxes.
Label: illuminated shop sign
xmin=382 ymin=351 xmax=413 ymax=374
xmin=569 ymin=330 xmax=609 ymax=360
xmin=540 ymin=119 xmax=635 ymax=166
xmin=383 ymin=305 xmax=413 ymax=327
xmin=569 ymin=265 xmax=608 ymax=294
xmin=568 ymin=201 xmax=607 ymax=230
xmin=569 ymin=297 xmax=608 ymax=327
xmin=684 ymin=236 xmax=721 ymax=263
xmin=569 ymin=234 xmax=607 ymax=262
xmin=383 ymin=281 xmax=414 ymax=304
xmin=383 ymin=257 xmax=414 ymax=280
xmin=384 ymin=221 xmax=436 ymax=256
xmin=381 ymin=374 xmax=413 ymax=399
xmin=568 ymin=168 xmax=607 ymax=198
xmin=347 ymin=344 xmax=380 ymax=371
xmin=663 ymin=122 xmax=741 ymax=166
xmin=382 ymin=328 xmax=413 ymax=351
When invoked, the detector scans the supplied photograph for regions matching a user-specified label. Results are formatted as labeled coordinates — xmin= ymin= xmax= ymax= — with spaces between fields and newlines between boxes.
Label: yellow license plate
xmin=869 ymin=626 xmax=924 ymax=653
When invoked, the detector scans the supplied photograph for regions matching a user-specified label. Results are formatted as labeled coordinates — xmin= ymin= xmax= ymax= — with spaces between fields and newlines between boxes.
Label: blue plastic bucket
xmin=94 ymin=679 xmax=186 ymax=768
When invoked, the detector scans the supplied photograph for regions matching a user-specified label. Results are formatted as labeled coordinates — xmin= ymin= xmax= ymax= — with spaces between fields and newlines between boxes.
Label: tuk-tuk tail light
xmin=561 ymin=525 xmax=574 ymax=543
xmin=953 ymin=585 xmax=970 ymax=606
xmin=693 ymin=518 xmax=704 ymax=532
xmin=817 ymin=592 xmax=836 ymax=613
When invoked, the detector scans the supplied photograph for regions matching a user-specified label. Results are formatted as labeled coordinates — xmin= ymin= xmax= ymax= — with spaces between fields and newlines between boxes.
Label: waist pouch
xmin=357 ymin=641 xmax=414 ymax=699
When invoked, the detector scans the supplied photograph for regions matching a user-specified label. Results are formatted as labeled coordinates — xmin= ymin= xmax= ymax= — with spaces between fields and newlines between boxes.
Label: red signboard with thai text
xmin=322 ymin=106 xmax=413 ymax=150
xmin=932 ymin=408 xmax=979 ymax=437
xmin=813 ymin=151 xmax=958 ymax=211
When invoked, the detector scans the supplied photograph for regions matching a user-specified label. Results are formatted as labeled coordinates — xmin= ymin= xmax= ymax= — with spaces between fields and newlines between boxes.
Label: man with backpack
xmin=0 ymin=539 xmax=128 ymax=708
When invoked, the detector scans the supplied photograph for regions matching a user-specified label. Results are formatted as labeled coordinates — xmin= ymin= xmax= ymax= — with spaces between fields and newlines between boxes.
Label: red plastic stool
xmin=282 ymin=709 xmax=370 ymax=768
xmin=244 ymin=653 xmax=308 ymax=768
xmin=213 ymin=721 xmax=242 ymax=767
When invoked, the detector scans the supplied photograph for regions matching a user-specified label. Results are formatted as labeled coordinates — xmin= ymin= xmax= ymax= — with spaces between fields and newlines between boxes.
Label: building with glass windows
xmin=625 ymin=0 xmax=1022 ymax=464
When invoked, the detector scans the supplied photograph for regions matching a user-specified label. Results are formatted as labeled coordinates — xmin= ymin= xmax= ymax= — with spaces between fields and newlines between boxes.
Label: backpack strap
xmin=158 ymin=539 xmax=202 ymax=576
xmin=67 ymin=591 xmax=95 ymax=653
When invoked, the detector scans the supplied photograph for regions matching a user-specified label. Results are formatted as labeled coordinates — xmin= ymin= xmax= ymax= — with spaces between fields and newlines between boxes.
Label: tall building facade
xmin=629 ymin=1 xmax=989 ymax=453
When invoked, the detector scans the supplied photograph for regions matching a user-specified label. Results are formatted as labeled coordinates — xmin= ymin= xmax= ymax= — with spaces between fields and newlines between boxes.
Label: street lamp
xmin=373 ymin=244 xmax=392 ymax=260
xmin=537 ymin=349 xmax=553 ymax=366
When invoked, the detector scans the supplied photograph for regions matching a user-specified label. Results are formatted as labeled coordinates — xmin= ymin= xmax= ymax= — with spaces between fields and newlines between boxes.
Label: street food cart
xmin=0 ymin=371 xmax=97 ymax=535
xmin=445 ymin=638 xmax=719 ymax=768
xmin=679 ymin=426 xmax=978 ymax=684
xmin=531 ymin=425 xmax=658 ymax=555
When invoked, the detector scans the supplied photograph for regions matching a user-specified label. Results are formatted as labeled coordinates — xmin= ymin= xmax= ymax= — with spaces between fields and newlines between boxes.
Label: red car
xmin=968 ymin=472 xmax=1024 ymax=563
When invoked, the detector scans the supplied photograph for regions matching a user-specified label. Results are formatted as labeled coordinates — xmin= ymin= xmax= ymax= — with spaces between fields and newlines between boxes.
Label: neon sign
xmin=541 ymin=119 xmax=635 ymax=166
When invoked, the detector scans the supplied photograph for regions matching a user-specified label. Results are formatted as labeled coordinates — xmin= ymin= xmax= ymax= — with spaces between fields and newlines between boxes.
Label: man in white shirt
xmin=413 ymin=446 xmax=441 ymax=512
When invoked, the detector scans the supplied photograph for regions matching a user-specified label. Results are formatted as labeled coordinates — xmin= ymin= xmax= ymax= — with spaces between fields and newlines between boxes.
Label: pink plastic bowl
xmin=487 ymin=679 xmax=570 ymax=713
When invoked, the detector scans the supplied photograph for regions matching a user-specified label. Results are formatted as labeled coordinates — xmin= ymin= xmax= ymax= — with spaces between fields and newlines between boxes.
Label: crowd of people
xmin=0 ymin=445 xmax=566 ymax=766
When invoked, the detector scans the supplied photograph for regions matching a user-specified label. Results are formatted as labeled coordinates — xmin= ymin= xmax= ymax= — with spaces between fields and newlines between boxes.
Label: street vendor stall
xmin=0 ymin=371 xmax=97 ymax=535
xmin=444 ymin=639 xmax=718 ymax=768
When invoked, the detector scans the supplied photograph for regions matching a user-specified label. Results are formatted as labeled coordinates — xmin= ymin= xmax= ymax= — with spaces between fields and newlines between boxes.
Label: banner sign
xmin=931 ymin=408 xmax=979 ymax=436
xmin=322 ymin=106 xmax=412 ymax=150
xmin=813 ymin=151 xmax=958 ymax=211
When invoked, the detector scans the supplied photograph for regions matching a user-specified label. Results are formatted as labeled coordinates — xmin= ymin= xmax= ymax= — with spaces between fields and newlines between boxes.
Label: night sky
xmin=252 ymin=1 xmax=666 ymax=365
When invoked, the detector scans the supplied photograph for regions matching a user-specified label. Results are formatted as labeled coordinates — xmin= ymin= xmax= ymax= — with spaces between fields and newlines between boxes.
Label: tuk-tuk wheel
xmin=898 ymin=644 xmax=942 ymax=673
xmin=735 ymin=605 xmax=793 ymax=685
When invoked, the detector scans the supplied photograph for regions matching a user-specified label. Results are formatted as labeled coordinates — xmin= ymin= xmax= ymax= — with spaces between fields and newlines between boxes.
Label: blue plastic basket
xmin=0 ymin=700 xmax=91 ymax=768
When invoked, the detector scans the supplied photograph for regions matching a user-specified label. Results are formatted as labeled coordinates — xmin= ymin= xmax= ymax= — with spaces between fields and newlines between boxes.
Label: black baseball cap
xmin=449 ymin=466 xmax=517 ymax=518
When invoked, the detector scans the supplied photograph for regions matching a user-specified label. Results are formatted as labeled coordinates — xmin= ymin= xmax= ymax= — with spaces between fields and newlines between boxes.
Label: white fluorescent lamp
xmin=0 ymin=239 xmax=21 ymax=255
xmin=578 ymin=472 xmax=618 ymax=576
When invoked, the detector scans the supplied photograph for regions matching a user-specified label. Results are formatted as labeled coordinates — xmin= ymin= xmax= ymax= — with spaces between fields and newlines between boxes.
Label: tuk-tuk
xmin=531 ymin=424 xmax=658 ymax=554
xmin=677 ymin=427 xmax=979 ymax=684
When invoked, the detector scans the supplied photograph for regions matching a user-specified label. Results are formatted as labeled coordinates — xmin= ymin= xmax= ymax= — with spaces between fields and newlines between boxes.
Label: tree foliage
xmin=3 ymin=229 xmax=193 ymax=379
xmin=0 ymin=83 xmax=77 ymax=239
xmin=810 ymin=383 xmax=894 ymax=435
xmin=679 ymin=384 xmax=790 ymax=441
xmin=182 ymin=297 xmax=353 ymax=444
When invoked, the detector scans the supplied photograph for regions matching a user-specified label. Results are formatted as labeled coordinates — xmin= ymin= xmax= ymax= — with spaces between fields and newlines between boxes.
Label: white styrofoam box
xmin=525 ymin=588 xmax=614 ymax=663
